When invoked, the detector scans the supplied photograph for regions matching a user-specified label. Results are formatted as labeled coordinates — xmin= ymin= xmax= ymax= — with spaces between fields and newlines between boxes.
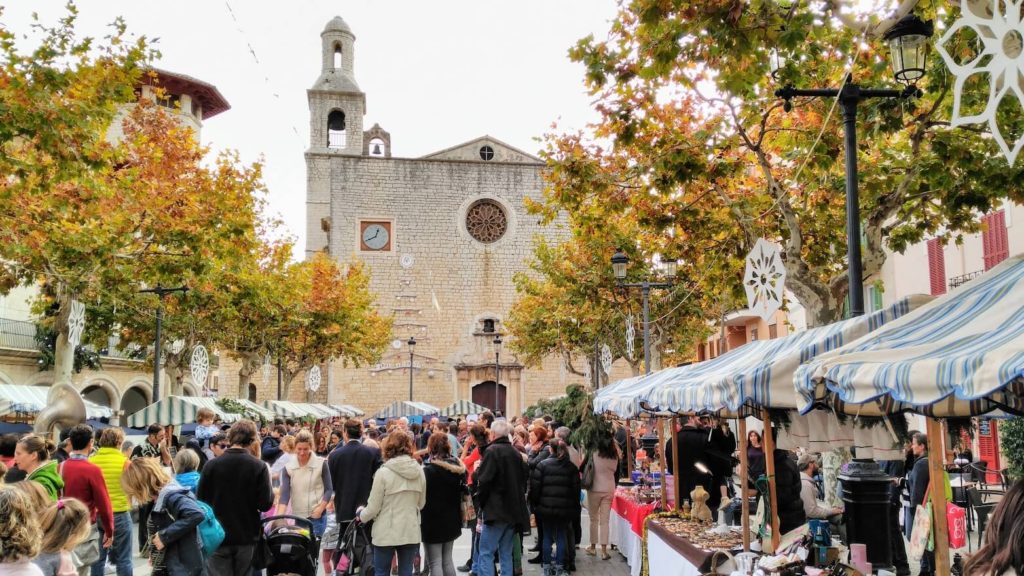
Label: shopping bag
xmin=947 ymin=502 xmax=967 ymax=549
xmin=908 ymin=501 xmax=932 ymax=560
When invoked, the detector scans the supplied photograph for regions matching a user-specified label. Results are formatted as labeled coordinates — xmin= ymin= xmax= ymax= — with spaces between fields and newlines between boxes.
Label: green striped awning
xmin=234 ymin=399 xmax=276 ymax=421
xmin=125 ymin=396 xmax=238 ymax=427
xmin=263 ymin=401 xmax=340 ymax=419
xmin=331 ymin=404 xmax=365 ymax=417
xmin=439 ymin=400 xmax=490 ymax=417
xmin=0 ymin=384 xmax=114 ymax=419
xmin=372 ymin=401 xmax=441 ymax=420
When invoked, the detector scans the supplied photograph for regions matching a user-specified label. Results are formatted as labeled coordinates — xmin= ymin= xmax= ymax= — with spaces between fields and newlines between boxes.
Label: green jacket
xmin=28 ymin=460 xmax=64 ymax=501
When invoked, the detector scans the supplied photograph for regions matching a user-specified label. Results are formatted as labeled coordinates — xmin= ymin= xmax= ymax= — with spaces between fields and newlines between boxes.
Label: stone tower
xmin=306 ymin=16 xmax=368 ymax=255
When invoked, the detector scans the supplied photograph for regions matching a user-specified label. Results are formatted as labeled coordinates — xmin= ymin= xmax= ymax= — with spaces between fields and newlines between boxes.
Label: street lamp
xmin=611 ymin=249 xmax=676 ymax=375
xmin=493 ymin=334 xmax=502 ymax=414
xmin=407 ymin=336 xmax=416 ymax=401
xmin=775 ymin=13 xmax=933 ymax=317
xmin=138 ymin=284 xmax=189 ymax=401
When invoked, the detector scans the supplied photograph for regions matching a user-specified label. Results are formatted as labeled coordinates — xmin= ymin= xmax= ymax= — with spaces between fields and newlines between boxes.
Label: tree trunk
xmin=164 ymin=350 xmax=186 ymax=396
xmin=236 ymin=352 xmax=263 ymax=399
xmin=51 ymin=291 xmax=75 ymax=385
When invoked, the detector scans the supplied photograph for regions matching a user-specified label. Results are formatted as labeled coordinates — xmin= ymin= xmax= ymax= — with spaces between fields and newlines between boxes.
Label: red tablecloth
xmin=612 ymin=489 xmax=660 ymax=536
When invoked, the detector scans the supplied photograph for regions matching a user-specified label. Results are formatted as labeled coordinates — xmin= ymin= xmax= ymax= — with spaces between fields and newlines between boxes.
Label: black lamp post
xmin=612 ymin=249 xmax=677 ymax=375
xmin=407 ymin=336 xmax=416 ymax=401
xmin=493 ymin=334 xmax=502 ymax=414
xmin=774 ymin=13 xmax=933 ymax=317
xmin=138 ymin=284 xmax=189 ymax=401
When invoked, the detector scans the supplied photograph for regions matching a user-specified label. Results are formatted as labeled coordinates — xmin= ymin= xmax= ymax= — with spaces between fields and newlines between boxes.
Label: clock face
xmin=400 ymin=253 xmax=415 ymax=269
xmin=391 ymin=339 xmax=403 ymax=350
xmin=361 ymin=223 xmax=390 ymax=250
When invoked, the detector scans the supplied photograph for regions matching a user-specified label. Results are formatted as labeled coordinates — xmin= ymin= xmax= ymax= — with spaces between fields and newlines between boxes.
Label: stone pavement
xmin=128 ymin=508 xmax=631 ymax=576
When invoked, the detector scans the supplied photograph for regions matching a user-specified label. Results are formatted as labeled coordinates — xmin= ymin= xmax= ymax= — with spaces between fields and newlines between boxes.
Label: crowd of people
xmin=0 ymin=407 xmax=1021 ymax=576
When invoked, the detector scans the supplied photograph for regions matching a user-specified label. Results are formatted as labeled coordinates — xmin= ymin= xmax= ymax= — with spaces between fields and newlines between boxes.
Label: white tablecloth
xmin=647 ymin=529 xmax=702 ymax=576
xmin=610 ymin=507 xmax=644 ymax=576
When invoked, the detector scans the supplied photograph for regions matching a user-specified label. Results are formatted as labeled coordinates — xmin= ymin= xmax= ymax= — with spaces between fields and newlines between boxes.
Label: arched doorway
xmin=472 ymin=381 xmax=506 ymax=415
xmin=81 ymin=385 xmax=116 ymax=409
xmin=248 ymin=384 xmax=257 ymax=401
xmin=121 ymin=386 xmax=150 ymax=418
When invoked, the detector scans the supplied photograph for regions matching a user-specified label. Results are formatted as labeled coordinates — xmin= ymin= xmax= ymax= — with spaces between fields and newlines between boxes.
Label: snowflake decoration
xmin=67 ymin=299 xmax=86 ymax=348
xmin=937 ymin=0 xmax=1024 ymax=165
xmin=743 ymin=238 xmax=787 ymax=321
xmin=600 ymin=344 xmax=614 ymax=376
xmin=306 ymin=366 xmax=322 ymax=392
xmin=625 ymin=315 xmax=636 ymax=360
xmin=169 ymin=339 xmax=185 ymax=355
xmin=190 ymin=345 xmax=209 ymax=388
xmin=262 ymin=353 xmax=272 ymax=385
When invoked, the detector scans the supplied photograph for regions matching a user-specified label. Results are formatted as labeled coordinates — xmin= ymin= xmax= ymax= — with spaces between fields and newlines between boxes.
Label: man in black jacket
xmin=665 ymin=416 xmax=715 ymax=507
xmin=329 ymin=419 xmax=382 ymax=524
xmin=199 ymin=419 xmax=274 ymax=576
xmin=475 ymin=420 xmax=530 ymax=576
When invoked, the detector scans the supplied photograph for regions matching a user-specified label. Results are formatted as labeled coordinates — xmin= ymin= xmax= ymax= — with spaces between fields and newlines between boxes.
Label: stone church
xmin=299 ymin=16 xmax=597 ymax=416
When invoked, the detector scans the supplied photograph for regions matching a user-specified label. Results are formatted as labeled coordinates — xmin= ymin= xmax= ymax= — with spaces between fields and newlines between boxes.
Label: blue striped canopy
xmin=592 ymin=375 xmax=649 ymax=418
xmin=594 ymin=296 xmax=929 ymax=418
xmin=796 ymin=254 xmax=1024 ymax=417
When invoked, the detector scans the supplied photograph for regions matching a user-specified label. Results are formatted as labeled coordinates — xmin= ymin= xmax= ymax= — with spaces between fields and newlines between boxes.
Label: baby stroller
xmin=261 ymin=515 xmax=319 ymax=576
xmin=335 ymin=519 xmax=373 ymax=576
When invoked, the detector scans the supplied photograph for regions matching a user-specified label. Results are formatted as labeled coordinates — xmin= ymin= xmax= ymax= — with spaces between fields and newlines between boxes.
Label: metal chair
xmin=967 ymin=488 xmax=1005 ymax=544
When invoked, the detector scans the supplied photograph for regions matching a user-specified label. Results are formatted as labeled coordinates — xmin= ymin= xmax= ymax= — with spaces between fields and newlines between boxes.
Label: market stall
xmin=263 ymin=400 xmax=342 ymax=419
xmin=0 ymin=384 xmax=114 ymax=420
xmin=330 ymin=404 xmax=364 ymax=417
xmin=125 ymin=395 xmax=237 ymax=427
xmin=372 ymin=400 xmax=440 ymax=419
xmin=438 ymin=399 xmax=490 ymax=417
xmin=609 ymin=489 xmax=659 ymax=576
xmin=796 ymin=253 xmax=1024 ymax=575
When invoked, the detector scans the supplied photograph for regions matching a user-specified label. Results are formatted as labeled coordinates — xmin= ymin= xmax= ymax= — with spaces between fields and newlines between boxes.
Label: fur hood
xmin=429 ymin=457 xmax=466 ymax=476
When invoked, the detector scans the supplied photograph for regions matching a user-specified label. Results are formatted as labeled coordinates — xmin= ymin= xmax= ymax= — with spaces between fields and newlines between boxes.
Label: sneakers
xmin=103 ymin=562 xmax=116 ymax=575
xmin=457 ymin=562 xmax=472 ymax=573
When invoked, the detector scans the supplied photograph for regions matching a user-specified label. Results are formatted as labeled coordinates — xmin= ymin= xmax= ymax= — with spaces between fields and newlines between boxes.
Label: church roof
xmin=144 ymin=68 xmax=230 ymax=120
xmin=323 ymin=16 xmax=353 ymax=36
xmin=310 ymin=69 xmax=362 ymax=94
xmin=420 ymin=135 xmax=543 ymax=164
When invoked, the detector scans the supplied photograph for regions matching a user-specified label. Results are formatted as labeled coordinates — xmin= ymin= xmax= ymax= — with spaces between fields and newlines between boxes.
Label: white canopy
xmin=0 ymin=384 xmax=114 ymax=420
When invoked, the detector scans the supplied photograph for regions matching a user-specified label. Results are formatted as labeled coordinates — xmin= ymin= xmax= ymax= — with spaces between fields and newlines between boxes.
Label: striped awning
xmin=263 ymin=401 xmax=341 ymax=419
xmin=439 ymin=400 xmax=490 ymax=417
xmin=372 ymin=400 xmax=441 ymax=420
xmin=234 ymin=399 xmax=276 ymax=422
xmin=0 ymin=384 xmax=114 ymax=419
xmin=797 ymin=254 xmax=1024 ymax=417
xmin=331 ymin=404 xmax=364 ymax=417
xmin=594 ymin=296 xmax=928 ymax=419
xmin=592 ymin=375 xmax=650 ymax=418
xmin=125 ymin=396 xmax=238 ymax=427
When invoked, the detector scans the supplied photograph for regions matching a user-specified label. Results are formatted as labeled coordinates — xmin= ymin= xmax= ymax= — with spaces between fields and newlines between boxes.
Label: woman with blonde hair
xmin=33 ymin=499 xmax=92 ymax=576
xmin=121 ymin=458 xmax=206 ymax=575
xmin=0 ymin=484 xmax=44 ymax=575
xmin=277 ymin=430 xmax=333 ymax=537
xmin=14 ymin=435 xmax=62 ymax=501
xmin=9 ymin=480 xmax=52 ymax=516
xmin=358 ymin=431 xmax=426 ymax=576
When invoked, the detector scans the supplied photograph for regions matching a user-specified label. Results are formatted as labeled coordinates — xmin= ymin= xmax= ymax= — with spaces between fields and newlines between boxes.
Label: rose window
xmin=466 ymin=200 xmax=508 ymax=244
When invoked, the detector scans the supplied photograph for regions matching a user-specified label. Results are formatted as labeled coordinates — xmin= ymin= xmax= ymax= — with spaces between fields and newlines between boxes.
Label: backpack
xmin=195 ymin=499 xmax=225 ymax=556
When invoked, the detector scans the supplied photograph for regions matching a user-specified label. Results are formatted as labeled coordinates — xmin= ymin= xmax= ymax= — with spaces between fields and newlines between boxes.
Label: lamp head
xmin=611 ymin=248 xmax=629 ymax=280
xmin=408 ymin=336 xmax=416 ymax=348
xmin=883 ymin=13 xmax=934 ymax=85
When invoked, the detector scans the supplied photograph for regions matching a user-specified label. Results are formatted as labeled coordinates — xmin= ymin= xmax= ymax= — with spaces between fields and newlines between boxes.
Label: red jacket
xmin=60 ymin=457 xmax=114 ymax=534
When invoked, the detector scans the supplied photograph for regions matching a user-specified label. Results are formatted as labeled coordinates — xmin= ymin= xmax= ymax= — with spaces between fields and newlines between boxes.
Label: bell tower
xmin=308 ymin=16 xmax=365 ymax=155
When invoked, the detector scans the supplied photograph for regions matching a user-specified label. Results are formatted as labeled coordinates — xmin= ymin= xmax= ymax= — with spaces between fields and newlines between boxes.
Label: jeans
xmin=92 ymin=512 xmax=133 ymax=576
xmin=308 ymin=515 xmax=327 ymax=539
xmin=541 ymin=519 xmax=568 ymax=568
xmin=424 ymin=540 xmax=456 ymax=576
xmin=206 ymin=543 xmax=255 ymax=576
xmin=477 ymin=522 xmax=515 ymax=576
xmin=373 ymin=544 xmax=418 ymax=576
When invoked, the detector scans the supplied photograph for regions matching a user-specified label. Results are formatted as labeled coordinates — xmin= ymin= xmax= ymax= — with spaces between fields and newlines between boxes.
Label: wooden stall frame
xmin=738 ymin=417 xmax=751 ymax=552
xmin=761 ymin=408 xmax=781 ymax=552
xmin=927 ymin=417 xmax=951 ymax=576
xmin=659 ymin=417 xmax=669 ymax=510
xmin=672 ymin=416 xmax=681 ymax=513
xmin=626 ymin=418 xmax=634 ymax=477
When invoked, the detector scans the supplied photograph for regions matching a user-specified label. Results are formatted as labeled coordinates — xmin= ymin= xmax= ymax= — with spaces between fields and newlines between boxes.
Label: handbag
xmin=250 ymin=529 xmax=273 ymax=570
xmin=581 ymin=456 xmax=596 ymax=490
xmin=908 ymin=479 xmax=934 ymax=560
xmin=462 ymin=492 xmax=477 ymax=524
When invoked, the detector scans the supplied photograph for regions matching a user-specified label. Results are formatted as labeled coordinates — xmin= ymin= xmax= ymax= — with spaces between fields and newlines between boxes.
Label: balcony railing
xmin=949 ymin=270 xmax=985 ymax=290
xmin=0 ymin=318 xmax=37 ymax=350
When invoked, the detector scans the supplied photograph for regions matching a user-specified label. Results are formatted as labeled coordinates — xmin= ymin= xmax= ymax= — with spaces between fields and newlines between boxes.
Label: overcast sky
xmin=2 ymin=1 xmax=620 ymax=254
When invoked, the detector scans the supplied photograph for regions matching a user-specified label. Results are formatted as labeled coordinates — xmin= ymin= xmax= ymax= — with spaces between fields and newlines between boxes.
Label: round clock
xmin=400 ymin=253 xmax=415 ymax=269
xmin=362 ymin=223 xmax=390 ymax=250
xmin=391 ymin=339 xmax=403 ymax=350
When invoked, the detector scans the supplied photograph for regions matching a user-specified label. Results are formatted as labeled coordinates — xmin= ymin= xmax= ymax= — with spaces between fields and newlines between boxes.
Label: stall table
xmin=646 ymin=517 xmax=746 ymax=576
xmin=611 ymin=489 xmax=660 ymax=576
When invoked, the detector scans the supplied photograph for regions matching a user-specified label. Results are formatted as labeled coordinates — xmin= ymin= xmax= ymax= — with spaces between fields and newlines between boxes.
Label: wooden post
xmin=927 ymin=417 xmax=951 ymax=575
xmin=738 ymin=417 xmax=751 ymax=552
xmin=761 ymin=409 xmax=780 ymax=552
xmin=626 ymin=419 xmax=634 ymax=477
xmin=672 ymin=416 xmax=681 ymax=513
xmin=658 ymin=418 xmax=668 ymax=510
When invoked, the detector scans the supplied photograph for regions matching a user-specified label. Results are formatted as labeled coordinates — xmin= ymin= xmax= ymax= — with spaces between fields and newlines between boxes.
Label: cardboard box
xmin=811 ymin=545 xmax=840 ymax=567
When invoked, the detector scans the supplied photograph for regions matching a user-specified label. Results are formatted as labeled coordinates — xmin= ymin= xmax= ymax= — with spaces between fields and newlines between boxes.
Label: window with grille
xmin=982 ymin=210 xmax=1009 ymax=271
xmin=927 ymin=238 xmax=947 ymax=296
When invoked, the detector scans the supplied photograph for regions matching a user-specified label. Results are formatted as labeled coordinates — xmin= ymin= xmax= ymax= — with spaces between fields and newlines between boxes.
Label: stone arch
xmin=182 ymin=381 xmax=199 ymax=397
xmin=121 ymin=381 xmax=152 ymax=419
xmin=333 ymin=41 xmax=343 ymax=69
xmin=328 ymin=109 xmax=346 ymax=148
xmin=78 ymin=377 xmax=120 ymax=412
xmin=471 ymin=380 xmax=506 ymax=415
xmin=248 ymin=383 xmax=258 ymax=401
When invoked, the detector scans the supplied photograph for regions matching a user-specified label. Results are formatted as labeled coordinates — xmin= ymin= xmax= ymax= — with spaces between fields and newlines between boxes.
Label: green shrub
xmin=1000 ymin=417 xmax=1024 ymax=481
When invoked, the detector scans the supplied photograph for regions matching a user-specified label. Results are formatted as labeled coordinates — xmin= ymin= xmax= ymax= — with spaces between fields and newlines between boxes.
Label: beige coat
xmin=358 ymin=455 xmax=426 ymax=546
xmin=285 ymin=454 xmax=327 ymax=518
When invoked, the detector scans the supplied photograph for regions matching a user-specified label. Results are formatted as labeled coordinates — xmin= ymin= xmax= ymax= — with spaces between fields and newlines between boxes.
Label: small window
xmin=333 ymin=43 xmax=343 ymax=69
xmin=328 ymin=110 xmax=346 ymax=148
xmin=479 ymin=145 xmax=495 ymax=161
xmin=482 ymin=319 xmax=496 ymax=333
xmin=750 ymin=327 xmax=759 ymax=341
xmin=191 ymin=100 xmax=201 ymax=118
xmin=157 ymin=93 xmax=180 ymax=111
xmin=768 ymin=324 xmax=778 ymax=339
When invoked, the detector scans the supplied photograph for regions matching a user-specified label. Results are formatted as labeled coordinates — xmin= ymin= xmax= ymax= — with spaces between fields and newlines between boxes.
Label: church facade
xmin=298 ymin=16 xmax=600 ymax=415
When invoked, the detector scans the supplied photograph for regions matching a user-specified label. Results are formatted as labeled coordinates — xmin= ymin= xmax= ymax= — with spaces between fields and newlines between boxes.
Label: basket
xmin=702 ymin=549 xmax=735 ymax=575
